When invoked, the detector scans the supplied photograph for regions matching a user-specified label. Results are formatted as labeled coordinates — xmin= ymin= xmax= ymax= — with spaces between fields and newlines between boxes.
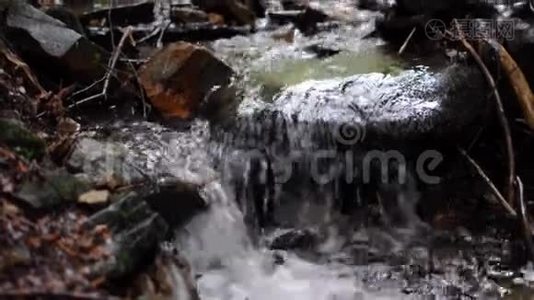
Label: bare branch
xmin=451 ymin=19 xmax=516 ymax=206
xmin=459 ymin=148 xmax=517 ymax=217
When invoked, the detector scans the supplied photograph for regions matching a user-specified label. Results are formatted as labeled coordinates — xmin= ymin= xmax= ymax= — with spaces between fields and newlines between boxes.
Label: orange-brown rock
xmin=139 ymin=42 xmax=234 ymax=120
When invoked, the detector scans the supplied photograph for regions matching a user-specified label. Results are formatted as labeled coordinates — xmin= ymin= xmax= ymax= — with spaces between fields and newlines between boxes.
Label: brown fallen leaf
xmin=489 ymin=41 xmax=534 ymax=129
xmin=26 ymin=236 xmax=42 ymax=249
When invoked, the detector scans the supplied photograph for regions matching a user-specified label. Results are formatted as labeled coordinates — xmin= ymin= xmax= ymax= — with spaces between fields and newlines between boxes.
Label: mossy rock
xmin=0 ymin=119 xmax=45 ymax=160
xmin=15 ymin=168 xmax=90 ymax=208
xmin=86 ymin=192 xmax=169 ymax=279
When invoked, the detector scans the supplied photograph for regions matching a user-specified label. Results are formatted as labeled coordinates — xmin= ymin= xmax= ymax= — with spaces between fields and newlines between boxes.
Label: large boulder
xmin=85 ymin=184 xmax=207 ymax=280
xmin=86 ymin=191 xmax=170 ymax=279
xmin=3 ymin=2 xmax=112 ymax=84
xmin=232 ymin=64 xmax=488 ymax=148
xmin=139 ymin=42 xmax=236 ymax=121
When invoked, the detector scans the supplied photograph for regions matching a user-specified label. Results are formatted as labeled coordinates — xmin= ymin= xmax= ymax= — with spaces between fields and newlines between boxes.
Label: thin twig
xmin=68 ymin=26 xmax=133 ymax=109
xmin=398 ymin=27 xmax=416 ymax=56
xmin=125 ymin=59 xmax=150 ymax=118
xmin=1 ymin=46 xmax=49 ymax=99
xmin=157 ymin=21 xmax=171 ymax=49
xmin=108 ymin=0 xmax=115 ymax=47
xmin=451 ymin=19 xmax=516 ymax=206
xmin=137 ymin=26 xmax=161 ymax=44
xmin=459 ymin=148 xmax=517 ymax=217
xmin=515 ymin=177 xmax=534 ymax=261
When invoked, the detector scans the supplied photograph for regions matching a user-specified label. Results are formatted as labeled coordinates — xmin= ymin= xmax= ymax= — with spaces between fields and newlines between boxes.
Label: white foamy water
xmin=174 ymin=181 xmax=404 ymax=300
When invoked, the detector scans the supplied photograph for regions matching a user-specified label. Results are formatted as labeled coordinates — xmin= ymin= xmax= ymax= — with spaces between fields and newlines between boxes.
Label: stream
xmin=76 ymin=1 xmax=534 ymax=299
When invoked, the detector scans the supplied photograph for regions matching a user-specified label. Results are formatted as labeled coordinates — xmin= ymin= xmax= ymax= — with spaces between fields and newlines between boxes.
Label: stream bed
xmin=107 ymin=16 xmax=534 ymax=299
xmin=66 ymin=2 xmax=534 ymax=299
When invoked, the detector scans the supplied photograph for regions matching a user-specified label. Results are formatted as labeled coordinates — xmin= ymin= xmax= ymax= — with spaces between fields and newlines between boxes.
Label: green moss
xmin=15 ymin=169 xmax=90 ymax=208
xmin=0 ymin=119 xmax=46 ymax=160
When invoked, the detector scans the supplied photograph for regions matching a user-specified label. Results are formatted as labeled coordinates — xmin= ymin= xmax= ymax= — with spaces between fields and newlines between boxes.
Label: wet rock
xmin=86 ymin=183 xmax=206 ymax=280
xmin=262 ymin=64 xmax=487 ymax=144
xmin=79 ymin=1 xmax=155 ymax=27
xmin=45 ymin=7 xmax=85 ymax=35
xmin=15 ymin=168 xmax=90 ymax=209
xmin=172 ymin=7 xmax=210 ymax=24
xmin=281 ymin=0 xmax=308 ymax=10
xmin=192 ymin=0 xmax=256 ymax=26
xmin=376 ymin=0 xmax=497 ymax=44
xmin=270 ymin=229 xmax=318 ymax=250
xmin=303 ymin=44 xmax=341 ymax=59
xmin=4 ymin=2 xmax=111 ymax=84
xmin=139 ymin=42 xmax=236 ymax=121
xmin=295 ymin=7 xmax=330 ymax=35
xmin=395 ymin=0 xmax=458 ymax=15
xmin=137 ymin=249 xmax=200 ymax=300
xmin=145 ymin=179 xmax=208 ymax=227
xmin=66 ymin=138 xmax=145 ymax=188
xmin=267 ymin=7 xmax=329 ymax=34
xmin=86 ymin=191 xmax=169 ymax=279
xmin=358 ymin=0 xmax=395 ymax=11
xmin=0 ymin=119 xmax=45 ymax=161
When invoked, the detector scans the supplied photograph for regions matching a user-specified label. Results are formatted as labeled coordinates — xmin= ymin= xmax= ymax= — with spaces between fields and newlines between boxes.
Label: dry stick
xmin=157 ymin=21 xmax=171 ymax=49
xmin=68 ymin=26 xmax=133 ymax=109
xmin=398 ymin=27 xmax=416 ymax=56
xmin=2 ymin=47 xmax=49 ymax=98
xmin=108 ymin=0 xmax=115 ymax=47
xmin=451 ymin=19 xmax=516 ymax=206
xmin=125 ymin=60 xmax=150 ymax=118
xmin=515 ymin=177 xmax=534 ymax=261
xmin=491 ymin=40 xmax=534 ymax=130
xmin=137 ymin=27 xmax=161 ymax=44
xmin=459 ymin=148 xmax=517 ymax=217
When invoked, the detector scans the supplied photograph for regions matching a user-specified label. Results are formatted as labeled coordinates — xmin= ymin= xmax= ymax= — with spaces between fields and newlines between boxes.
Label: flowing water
xmin=165 ymin=22 xmax=514 ymax=299
xmin=72 ymin=2 xmax=534 ymax=298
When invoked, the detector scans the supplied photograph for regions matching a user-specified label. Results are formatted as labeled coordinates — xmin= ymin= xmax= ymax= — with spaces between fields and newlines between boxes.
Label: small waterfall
xmin=169 ymin=112 xmax=426 ymax=299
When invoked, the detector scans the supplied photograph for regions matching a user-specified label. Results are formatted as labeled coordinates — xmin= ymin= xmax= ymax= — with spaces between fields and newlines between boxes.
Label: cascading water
xmin=108 ymin=6 xmax=520 ymax=298
xmin=172 ymin=125 xmax=414 ymax=300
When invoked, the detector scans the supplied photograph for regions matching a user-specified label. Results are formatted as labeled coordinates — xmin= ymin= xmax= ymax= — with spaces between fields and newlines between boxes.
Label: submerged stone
xmin=269 ymin=229 xmax=318 ymax=250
